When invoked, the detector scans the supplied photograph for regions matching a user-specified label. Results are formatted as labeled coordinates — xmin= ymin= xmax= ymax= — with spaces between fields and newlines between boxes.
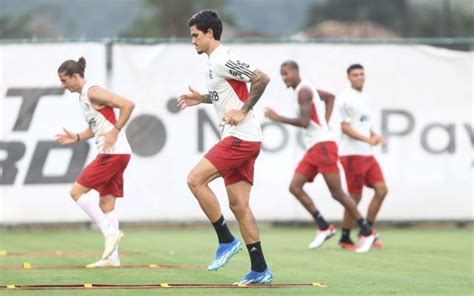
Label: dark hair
xmin=58 ymin=57 xmax=86 ymax=77
xmin=187 ymin=9 xmax=222 ymax=41
xmin=281 ymin=60 xmax=299 ymax=70
xmin=347 ymin=63 xmax=364 ymax=75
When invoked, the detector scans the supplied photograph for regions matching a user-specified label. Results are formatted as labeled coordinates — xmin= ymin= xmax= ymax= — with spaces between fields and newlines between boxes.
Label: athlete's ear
xmin=207 ymin=28 xmax=214 ymax=38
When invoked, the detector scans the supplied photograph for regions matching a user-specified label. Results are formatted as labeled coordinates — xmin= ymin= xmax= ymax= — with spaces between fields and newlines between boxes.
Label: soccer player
xmin=338 ymin=64 xmax=388 ymax=249
xmin=56 ymin=57 xmax=135 ymax=267
xmin=264 ymin=60 xmax=376 ymax=253
xmin=178 ymin=10 xmax=272 ymax=284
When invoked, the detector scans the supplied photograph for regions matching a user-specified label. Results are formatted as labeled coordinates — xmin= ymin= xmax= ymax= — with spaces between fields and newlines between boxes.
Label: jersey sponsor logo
xmin=360 ymin=115 xmax=370 ymax=122
xmin=209 ymin=90 xmax=219 ymax=102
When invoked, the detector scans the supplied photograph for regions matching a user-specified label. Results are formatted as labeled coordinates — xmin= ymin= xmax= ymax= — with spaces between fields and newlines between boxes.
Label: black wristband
xmin=76 ymin=134 xmax=80 ymax=142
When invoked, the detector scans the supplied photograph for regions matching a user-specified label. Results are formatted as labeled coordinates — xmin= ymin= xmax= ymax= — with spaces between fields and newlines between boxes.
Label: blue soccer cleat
xmin=207 ymin=239 xmax=242 ymax=271
xmin=233 ymin=267 xmax=273 ymax=285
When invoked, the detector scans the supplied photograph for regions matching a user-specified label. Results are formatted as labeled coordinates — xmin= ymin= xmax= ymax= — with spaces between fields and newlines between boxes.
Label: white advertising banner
xmin=1 ymin=43 xmax=472 ymax=223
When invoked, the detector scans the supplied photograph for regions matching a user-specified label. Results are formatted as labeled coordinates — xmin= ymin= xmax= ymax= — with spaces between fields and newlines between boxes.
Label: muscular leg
xmin=289 ymin=174 xmax=318 ymax=214
xmin=367 ymin=182 xmax=388 ymax=224
xmin=226 ymin=181 xmax=258 ymax=244
xmin=70 ymin=182 xmax=90 ymax=201
xmin=322 ymin=173 xmax=362 ymax=220
xmin=99 ymin=195 xmax=116 ymax=213
xmin=187 ymin=157 xmax=235 ymax=245
xmin=289 ymin=173 xmax=329 ymax=230
xmin=227 ymin=181 xmax=267 ymax=272
xmin=187 ymin=158 xmax=223 ymax=222
xmin=322 ymin=173 xmax=371 ymax=236
xmin=341 ymin=192 xmax=362 ymax=230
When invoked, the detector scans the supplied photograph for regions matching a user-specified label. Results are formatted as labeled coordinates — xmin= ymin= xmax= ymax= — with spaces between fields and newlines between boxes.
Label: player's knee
xmin=69 ymin=189 xmax=82 ymax=201
xmin=99 ymin=199 xmax=114 ymax=212
xmin=329 ymin=188 xmax=344 ymax=201
xmin=229 ymin=200 xmax=247 ymax=216
xmin=289 ymin=182 xmax=302 ymax=196
xmin=186 ymin=172 xmax=201 ymax=192
xmin=352 ymin=194 xmax=362 ymax=203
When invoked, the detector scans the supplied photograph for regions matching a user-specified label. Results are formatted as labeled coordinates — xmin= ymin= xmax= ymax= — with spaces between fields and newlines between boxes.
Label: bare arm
xmin=265 ymin=88 xmax=313 ymax=128
xmin=55 ymin=127 xmax=94 ymax=145
xmin=317 ymin=89 xmax=335 ymax=122
xmin=88 ymin=87 xmax=135 ymax=152
xmin=341 ymin=122 xmax=371 ymax=143
xmin=200 ymin=94 xmax=212 ymax=104
xmin=177 ymin=86 xmax=210 ymax=109
xmin=241 ymin=69 xmax=270 ymax=114
xmin=89 ymin=87 xmax=135 ymax=131
xmin=78 ymin=127 xmax=94 ymax=141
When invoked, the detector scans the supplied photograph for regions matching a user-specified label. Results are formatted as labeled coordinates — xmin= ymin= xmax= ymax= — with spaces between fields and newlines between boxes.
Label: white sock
xmin=105 ymin=210 xmax=120 ymax=261
xmin=76 ymin=195 xmax=117 ymax=238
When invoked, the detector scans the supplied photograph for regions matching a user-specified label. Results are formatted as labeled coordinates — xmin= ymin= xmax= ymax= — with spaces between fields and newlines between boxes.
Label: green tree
xmin=121 ymin=0 xmax=234 ymax=38
xmin=0 ymin=5 xmax=60 ymax=39
xmin=304 ymin=0 xmax=474 ymax=38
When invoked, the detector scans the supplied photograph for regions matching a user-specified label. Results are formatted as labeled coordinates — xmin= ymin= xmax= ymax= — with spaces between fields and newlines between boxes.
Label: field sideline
xmin=0 ymin=227 xmax=472 ymax=295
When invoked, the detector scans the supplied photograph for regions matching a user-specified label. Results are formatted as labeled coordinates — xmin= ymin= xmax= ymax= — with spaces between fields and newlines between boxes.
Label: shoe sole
xmin=235 ymin=275 xmax=273 ymax=285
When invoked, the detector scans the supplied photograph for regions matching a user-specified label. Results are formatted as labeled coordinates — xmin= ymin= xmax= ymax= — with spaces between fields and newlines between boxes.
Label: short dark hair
xmin=58 ymin=57 xmax=86 ymax=77
xmin=187 ymin=9 xmax=223 ymax=41
xmin=281 ymin=60 xmax=299 ymax=70
xmin=347 ymin=64 xmax=364 ymax=74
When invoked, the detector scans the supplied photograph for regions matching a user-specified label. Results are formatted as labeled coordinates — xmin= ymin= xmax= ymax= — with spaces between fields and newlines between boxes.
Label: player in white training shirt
xmin=337 ymin=64 xmax=388 ymax=249
xmin=177 ymin=10 xmax=272 ymax=285
xmin=265 ymin=60 xmax=376 ymax=253
xmin=56 ymin=57 xmax=135 ymax=267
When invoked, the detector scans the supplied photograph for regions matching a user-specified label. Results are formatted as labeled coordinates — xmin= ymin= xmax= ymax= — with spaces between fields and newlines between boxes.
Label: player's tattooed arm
xmin=200 ymin=94 xmax=212 ymax=104
xmin=241 ymin=69 xmax=270 ymax=114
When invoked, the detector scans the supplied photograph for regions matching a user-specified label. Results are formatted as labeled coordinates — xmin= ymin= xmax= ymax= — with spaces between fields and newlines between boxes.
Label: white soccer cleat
xmin=86 ymin=258 xmax=121 ymax=268
xmin=102 ymin=231 xmax=124 ymax=260
xmin=355 ymin=230 xmax=377 ymax=253
xmin=308 ymin=224 xmax=336 ymax=249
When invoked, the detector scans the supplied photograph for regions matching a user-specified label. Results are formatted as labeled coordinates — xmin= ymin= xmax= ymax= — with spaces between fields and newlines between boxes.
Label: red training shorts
xmin=295 ymin=141 xmax=339 ymax=182
xmin=205 ymin=136 xmax=261 ymax=186
xmin=340 ymin=155 xmax=385 ymax=194
xmin=76 ymin=154 xmax=131 ymax=197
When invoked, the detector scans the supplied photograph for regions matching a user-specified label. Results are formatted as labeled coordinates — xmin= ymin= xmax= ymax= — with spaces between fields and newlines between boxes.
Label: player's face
xmin=280 ymin=66 xmax=297 ymax=88
xmin=348 ymin=68 xmax=365 ymax=90
xmin=58 ymin=72 xmax=80 ymax=93
xmin=190 ymin=25 xmax=210 ymax=55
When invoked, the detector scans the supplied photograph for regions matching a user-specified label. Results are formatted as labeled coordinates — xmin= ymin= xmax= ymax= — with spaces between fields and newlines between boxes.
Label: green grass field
xmin=0 ymin=227 xmax=472 ymax=295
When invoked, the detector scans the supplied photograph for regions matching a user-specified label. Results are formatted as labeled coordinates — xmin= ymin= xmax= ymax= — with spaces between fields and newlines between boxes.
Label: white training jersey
xmin=338 ymin=87 xmax=373 ymax=156
xmin=79 ymin=81 xmax=131 ymax=154
xmin=205 ymin=45 xmax=262 ymax=142
xmin=294 ymin=80 xmax=335 ymax=150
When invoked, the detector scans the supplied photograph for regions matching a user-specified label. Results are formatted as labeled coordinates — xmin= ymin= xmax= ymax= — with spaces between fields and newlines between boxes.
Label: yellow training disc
xmin=149 ymin=264 xmax=159 ymax=268
xmin=0 ymin=250 xmax=7 ymax=256
xmin=22 ymin=262 xmax=31 ymax=269
xmin=6 ymin=285 xmax=16 ymax=289
xmin=160 ymin=283 xmax=170 ymax=288
xmin=84 ymin=283 xmax=93 ymax=288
